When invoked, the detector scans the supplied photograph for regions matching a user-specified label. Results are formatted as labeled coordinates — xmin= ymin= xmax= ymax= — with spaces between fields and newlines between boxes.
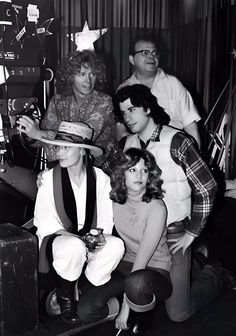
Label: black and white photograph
xmin=0 ymin=1 xmax=235 ymax=335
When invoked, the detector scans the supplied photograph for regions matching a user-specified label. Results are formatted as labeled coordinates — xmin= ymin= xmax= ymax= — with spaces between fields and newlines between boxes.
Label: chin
xmin=131 ymin=185 xmax=145 ymax=192
xmin=129 ymin=126 xmax=138 ymax=133
xmin=59 ymin=160 xmax=68 ymax=167
xmin=145 ymin=65 xmax=157 ymax=71
xmin=82 ymin=89 xmax=93 ymax=95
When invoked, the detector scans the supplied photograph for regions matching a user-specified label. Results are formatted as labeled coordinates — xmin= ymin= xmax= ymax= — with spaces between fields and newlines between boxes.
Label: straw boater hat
xmin=41 ymin=121 xmax=104 ymax=157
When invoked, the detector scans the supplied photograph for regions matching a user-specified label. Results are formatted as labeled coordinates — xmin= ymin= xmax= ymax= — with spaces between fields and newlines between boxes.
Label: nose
xmin=147 ymin=51 xmax=158 ymax=61
xmin=84 ymin=74 xmax=92 ymax=83
xmin=123 ymin=111 xmax=131 ymax=122
xmin=135 ymin=169 xmax=142 ymax=179
xmin=55 ymin=146 xmax=66 ymax=157
xmin=147 ymin=53 xmax=156 ymax=61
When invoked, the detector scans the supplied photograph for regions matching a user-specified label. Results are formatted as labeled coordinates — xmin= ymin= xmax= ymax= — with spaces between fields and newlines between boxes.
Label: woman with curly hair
xmin=110 ymin=148 xmax=172 ymax=336
xmin=17 ymin=50 xmax=117 ymax=167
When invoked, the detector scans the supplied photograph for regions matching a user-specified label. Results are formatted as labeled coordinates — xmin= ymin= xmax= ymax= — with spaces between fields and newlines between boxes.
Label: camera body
xmin=0 ymin=97 xmax=40 ymax=129
xmin=82 ymin=228 xmax=105 ymax=251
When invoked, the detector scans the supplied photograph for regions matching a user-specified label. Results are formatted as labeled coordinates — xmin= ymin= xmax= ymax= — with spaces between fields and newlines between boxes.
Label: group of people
xmin=16 ymin=35 xmax=228 ymax=335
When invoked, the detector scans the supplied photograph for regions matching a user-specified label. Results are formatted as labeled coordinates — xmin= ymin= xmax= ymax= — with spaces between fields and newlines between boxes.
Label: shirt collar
xmin=150 ymin=124 xmax=162 ymax=142
xmin=138 ymin=124 xmax=162 ymax=145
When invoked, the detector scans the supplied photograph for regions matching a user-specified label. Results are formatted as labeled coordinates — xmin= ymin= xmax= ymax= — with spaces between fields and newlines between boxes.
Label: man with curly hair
xmin=17 ymin=50 xmax=117 ymax=167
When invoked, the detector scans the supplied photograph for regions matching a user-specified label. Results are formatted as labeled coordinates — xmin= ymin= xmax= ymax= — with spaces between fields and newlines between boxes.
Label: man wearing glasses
xmin=117 ymin=36 xmax=201 ymax=147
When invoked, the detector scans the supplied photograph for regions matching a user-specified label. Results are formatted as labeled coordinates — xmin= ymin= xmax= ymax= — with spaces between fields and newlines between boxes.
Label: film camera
xmin=82 ymin=228 xmax=105 ymax=252
xmin=0 ymin=97 xmax=40 ymax=129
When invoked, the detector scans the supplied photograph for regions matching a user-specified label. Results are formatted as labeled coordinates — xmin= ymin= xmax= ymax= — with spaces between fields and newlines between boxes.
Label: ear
xmin=145 ymin=108 xmax=151 ymax=115
xmin=129 ymin=55 xmax=135 ymax=66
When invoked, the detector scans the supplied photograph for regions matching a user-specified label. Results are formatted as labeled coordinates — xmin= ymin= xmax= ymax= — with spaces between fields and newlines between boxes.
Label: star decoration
xmin=36 ymin=18 xmax=54 ymax=43
xmin=10 ymin=16 xmax=29 ymax=49
xmin=69 ymin=21 xmax=108 ymax=51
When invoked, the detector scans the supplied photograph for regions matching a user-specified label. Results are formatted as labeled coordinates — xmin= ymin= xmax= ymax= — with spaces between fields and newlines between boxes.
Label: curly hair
xmin=113 ymin=84 xmax=170 ymax=126
xmin=55 ymin=50 xmax=107 ymax=95
xmin=110 ymin=148 xmax=164 ymax=204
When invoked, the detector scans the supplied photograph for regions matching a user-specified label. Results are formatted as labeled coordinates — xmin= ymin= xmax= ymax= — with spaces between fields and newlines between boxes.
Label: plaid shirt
xmin=169 ymin=131 xmax=218 ymax=237
xmin=140 ymin=125 xmax=217 ymax=236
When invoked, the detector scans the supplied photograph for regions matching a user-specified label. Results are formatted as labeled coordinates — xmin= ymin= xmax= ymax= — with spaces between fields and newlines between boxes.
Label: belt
xmin=167 ymin=217 xmax=189 ymax=234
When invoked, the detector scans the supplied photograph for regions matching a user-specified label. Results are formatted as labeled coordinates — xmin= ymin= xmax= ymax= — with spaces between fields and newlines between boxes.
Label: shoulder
xmin=94 ymin=166 xmax=110 ymax=184
xmin=39 ymin=168 xmax=54 ymax=190
xmin=43 ymin=167 xmax=53 ymax=179
xmin=162 ymin=125 xmax=182 ymax=135
xmin=160 ymin=125 xmax=183 ymax=142
xmin=93 ymin=90 xmax=112 ymax=103
xmin=52 ymin=93 xmax=62 ymax=99
xmin=148 ymin=198 xmax=166 ymax=212
xmin=117 ymin=80 xmax=127 ymax=90
xmin=117 ymin=74 xmax=136 ymax=90
xmin=157 ymin=68 xmax=184 ymax=88
xmin=171 ymin=131 xmax=199 ymax=159
xmin=123 ymin=133 xmax=138 ymax=144
xmin=172 ymin=131 xmax=197 ymax=148
xmin=145 ymin=199 xmax=167 ymax=224
xmin=49 ymin=93 xmax=72 ymax=105
xmin=47 ymin=94 xmax=58 ymax=106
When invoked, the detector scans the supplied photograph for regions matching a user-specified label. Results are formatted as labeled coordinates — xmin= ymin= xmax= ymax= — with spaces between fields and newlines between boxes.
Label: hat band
xmin=55 ymin=133 xmax=93 ymax=145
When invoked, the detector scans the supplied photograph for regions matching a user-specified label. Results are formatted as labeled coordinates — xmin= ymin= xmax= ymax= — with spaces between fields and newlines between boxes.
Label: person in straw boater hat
xmin=34 ymin=121 xmax=125 ymax=325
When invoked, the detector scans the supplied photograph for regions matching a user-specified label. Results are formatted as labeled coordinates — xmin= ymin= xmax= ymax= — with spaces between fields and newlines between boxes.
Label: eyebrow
xmin=121 ymin=106 xmax=136 ymax=112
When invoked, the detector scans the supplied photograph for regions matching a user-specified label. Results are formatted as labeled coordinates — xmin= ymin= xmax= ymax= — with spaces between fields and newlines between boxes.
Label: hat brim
xmin=41 ymin=138 xmax=104 ymax=157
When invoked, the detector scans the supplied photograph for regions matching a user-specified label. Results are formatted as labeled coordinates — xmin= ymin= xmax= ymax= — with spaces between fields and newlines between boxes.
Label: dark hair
xmin=110 ymin=147 xmax=164 ymax=204
xmin=55 ymin=50 xmax=107 ymax=95
xmin=129 ymin=35 xmax=159 ymax=56
xmin=113 ymin=84 xmax=170 ymax=125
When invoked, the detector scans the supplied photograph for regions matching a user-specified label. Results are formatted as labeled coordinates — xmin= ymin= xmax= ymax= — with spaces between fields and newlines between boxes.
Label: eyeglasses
xmin=133 ymin=50 xmax=159 ymax=58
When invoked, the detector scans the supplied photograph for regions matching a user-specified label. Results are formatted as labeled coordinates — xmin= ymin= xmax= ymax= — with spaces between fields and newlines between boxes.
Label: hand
xmin=94 ymin=239 xmax=106 ymax=251
xmin=225 ymin=188 xmax=236 ymax=199
xmin=115 ymin=299 xmax=130 ymax=330
xmin=16 ymin=115 xmax=41 ymax=140
xmin=168 ymin=232 xmax=195 ymax=255
xmin=87 ymin=239 xmax=106 ymax=253
xmin=225 ymin=179 xmax=236 ymax=190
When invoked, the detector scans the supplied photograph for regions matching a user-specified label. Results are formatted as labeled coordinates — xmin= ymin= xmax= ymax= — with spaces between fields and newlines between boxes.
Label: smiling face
xmin=72 ymin=64 xmax=97 ymax=98
xmin=129 ymin=40 xmax=159 ymax=76
xmin=119 ymin=98 xmax=151 ymax=135
xmin=124 ymin=158 xmax=149 ymax=193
